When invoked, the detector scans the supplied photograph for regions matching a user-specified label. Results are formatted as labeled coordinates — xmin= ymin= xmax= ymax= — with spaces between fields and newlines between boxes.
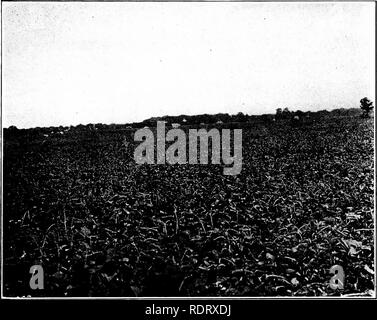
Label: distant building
xmin=216 ymin=120 xmax=223 ymax=124
xmin=172 ymin=123 xmax=180 ymax=128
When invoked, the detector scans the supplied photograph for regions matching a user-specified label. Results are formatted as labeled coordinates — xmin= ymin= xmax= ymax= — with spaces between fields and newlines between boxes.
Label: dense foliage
xmin=3 ymin=114 xmax=374 ymax=297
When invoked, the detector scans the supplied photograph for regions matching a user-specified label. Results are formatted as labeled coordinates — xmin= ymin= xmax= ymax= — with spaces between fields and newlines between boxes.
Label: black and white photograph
xmin=1 ymin=0 xmax=375 ymax=300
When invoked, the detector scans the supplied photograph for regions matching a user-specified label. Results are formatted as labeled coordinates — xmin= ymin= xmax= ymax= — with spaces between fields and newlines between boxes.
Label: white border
xmin=0 ymin=0 xmax=376 ymax=301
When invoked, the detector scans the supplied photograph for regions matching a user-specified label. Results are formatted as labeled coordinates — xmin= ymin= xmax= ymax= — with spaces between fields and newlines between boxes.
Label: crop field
xmin=2 ymin=115 xmax=375 ymax=297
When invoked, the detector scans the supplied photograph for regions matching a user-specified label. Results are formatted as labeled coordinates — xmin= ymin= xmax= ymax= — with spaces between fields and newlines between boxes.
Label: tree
xmin=235 ymin=112 xmax=247 ymax=122
xmin=360 ymin=97 xmax=374 ymax=118
xmin=282 ymin=107 xmax=291 ymax=118
xmin=276 ymin=108 xmax=283 ymax=120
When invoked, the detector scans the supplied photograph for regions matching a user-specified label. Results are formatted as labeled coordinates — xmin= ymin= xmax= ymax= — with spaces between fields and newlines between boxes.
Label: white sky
xmin=2 ymin=2 xmax=375 ymax=128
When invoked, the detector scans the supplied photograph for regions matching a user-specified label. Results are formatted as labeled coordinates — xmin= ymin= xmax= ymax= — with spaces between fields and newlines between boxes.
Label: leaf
xmin=364 ymin=265 xmax=374 ymax=275
xmin=81 ymin=226 xmax=91 ymax=237
xmin=342 ymin=238 xmax=362 ymax=250
xmin=291 ymin=278 xmax=299 ymax=286
xmin=345 ymin=213 xmax=361 ymax=220
xmin=102 ymin=272 xmax=116 ymax=282
xmin=266 ymin=253 xmax=275 ymax=261
xmin=131 ymin=286 xmax=141 ymax=297
xmin=348 ymin=246 xmax=358 ymax=257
